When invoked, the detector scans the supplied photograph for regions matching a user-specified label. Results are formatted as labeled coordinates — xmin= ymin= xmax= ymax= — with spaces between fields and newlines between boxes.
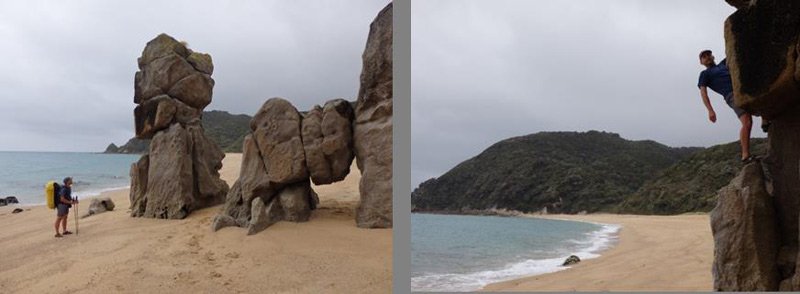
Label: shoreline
xmin=482 ymin=213 xmax=713 ymax=291
xmin=411 ymin=213 xmax=621 ymax=292
xmin=0 ymin=153 xmax=392 ymax=293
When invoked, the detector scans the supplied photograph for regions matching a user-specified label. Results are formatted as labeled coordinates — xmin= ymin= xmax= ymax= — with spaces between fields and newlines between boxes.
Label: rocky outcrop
xmin=210 ymin=3 xmax=392 ymax=234
xmin=724 ymin=0 xmax=800 ymax=119
xmin=104 ymin=143 xmax=119 ymax=153
xmin=212 ymin=99 xmax=321 ymax=235
xmin=712 ymin=1 xmax=800 ymax=290
xmin=129 ymin=34 xmax=228 ymax=219
xmin=711 ymin=162 xmax=779 ymax=291
xmin=353 ymin=3 xmax=393 ymax=229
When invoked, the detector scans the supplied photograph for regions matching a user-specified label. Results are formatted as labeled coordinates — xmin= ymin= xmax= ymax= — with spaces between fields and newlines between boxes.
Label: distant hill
xmin=410 ymin=131 xmax=701 ymax=214
xmin=105 ymin=110 xmax=252 ymax=154
xmin=617 ymin=138 xmax=768 ymax=215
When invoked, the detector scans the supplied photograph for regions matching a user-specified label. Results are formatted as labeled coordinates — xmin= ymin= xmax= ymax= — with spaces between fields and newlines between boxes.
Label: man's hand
xmin=709 ymin=110 xmax=717 ymax=123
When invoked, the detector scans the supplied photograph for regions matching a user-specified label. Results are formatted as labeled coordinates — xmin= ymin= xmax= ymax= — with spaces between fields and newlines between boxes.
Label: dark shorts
xmin=57 ymin=204 xmax=70 ymax=217
xmin=725 ymin=93 xmax=748 ymax=118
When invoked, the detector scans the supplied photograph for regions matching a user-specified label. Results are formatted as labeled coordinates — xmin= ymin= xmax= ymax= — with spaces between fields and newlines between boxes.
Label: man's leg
xmin=54 ymin=216 xmax=62 ymax=235
xmin=61 ymin=213 xmax=68 ymax=232
xmin=739 ymin=114 xmax=753 ymax=160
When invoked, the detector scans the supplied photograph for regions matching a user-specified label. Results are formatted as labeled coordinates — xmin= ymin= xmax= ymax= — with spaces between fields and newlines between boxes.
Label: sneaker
xmin=55 ymin=233 xmax=62 ymax=238
xmin=63 ymin=231 xmax=73 ymax=235
xmin=742 ymin=155 xmax=757 ymax=164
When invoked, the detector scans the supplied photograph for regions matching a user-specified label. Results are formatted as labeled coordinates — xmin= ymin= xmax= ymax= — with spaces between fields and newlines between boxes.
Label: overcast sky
xmin=0 ymin=0 xmax=389 ymax=152
xmin=411 ymin=0 xmax=759 ymax=187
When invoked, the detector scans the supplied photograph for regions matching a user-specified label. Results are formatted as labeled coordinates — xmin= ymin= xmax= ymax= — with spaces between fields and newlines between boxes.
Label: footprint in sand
xmin=225 ymin=252 xmax=240 ymax=259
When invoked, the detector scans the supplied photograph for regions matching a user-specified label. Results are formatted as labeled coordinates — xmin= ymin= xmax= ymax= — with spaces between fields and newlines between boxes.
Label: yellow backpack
xmin=45 ymin=181 xmax=60 ymax=209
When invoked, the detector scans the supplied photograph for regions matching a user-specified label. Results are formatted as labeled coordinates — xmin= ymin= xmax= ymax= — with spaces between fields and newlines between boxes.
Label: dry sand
xmin=484 ymin=214 xmax=713 ymax=292
xmin=0 ymin=153 xmax=391 ymax=294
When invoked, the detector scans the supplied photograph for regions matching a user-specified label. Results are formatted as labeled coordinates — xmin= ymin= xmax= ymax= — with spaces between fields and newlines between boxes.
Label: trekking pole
xmin=75 ymin=195 xmax=79 ymax=235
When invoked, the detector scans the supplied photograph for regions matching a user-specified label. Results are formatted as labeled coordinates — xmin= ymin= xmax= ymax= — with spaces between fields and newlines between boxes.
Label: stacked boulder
xmin=129 ymin=34 xmax=229 ymax=219
xmin=211 ymin=3 xmax=393 ymax=234
xmin=211 ymin=98 xmax=354 ymax=235
xmin=711 ymin=0 xmax=800 ymax=291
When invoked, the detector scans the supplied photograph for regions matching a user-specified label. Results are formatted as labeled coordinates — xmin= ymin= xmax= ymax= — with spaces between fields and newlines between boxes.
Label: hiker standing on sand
xmin=697 ymin=49 xmax=768 ymax=163
xmin=54 ymin=177 xmax=78 ymax=238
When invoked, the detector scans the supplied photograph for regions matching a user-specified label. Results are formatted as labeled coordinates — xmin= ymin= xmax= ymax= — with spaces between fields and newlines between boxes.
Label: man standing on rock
xmin=697 ymin=49 xmax=767 ymax=163
xmin=54 ymin=177 xmax=78 ymax=238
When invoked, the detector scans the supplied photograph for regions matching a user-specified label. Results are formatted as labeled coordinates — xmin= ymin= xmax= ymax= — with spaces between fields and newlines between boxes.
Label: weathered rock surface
xmin=711 ymin=162 xmax=779 ymax=291
xmin=168 ymin=73 xmax=214 ymax=109
xmin=302 ymin=99 xmax=355 ymax=185
xmin=129 ymin=33 xmax=228 ymax=220
xmin=213 ymin=135 xmax=276 ymax=231
xmin=724 ymin=1 xmax=800 ymax=119
xmin=278 ymin=180 xmax=317 ymax=222
xmin=212 ymin=100 xmax=323 ymax=234
xmin=247 ymin=197 xmax=283 ymax=235
xmin=353 ymin=3 xmax=393 ymax=228
xmin=251 ymin=98 xmax=308 ymax=184
xmin=136 ymin=124 xmax=195 ymax=219
xmin=85 ymin=197 xmax=116 ymax=217
xmin=187 ymin=51 xmax=213 ymax=75
xmin=129 ymin=155 xmax=149 ymax=216
xmin=714 ymin=1 xmax=800 ymax=290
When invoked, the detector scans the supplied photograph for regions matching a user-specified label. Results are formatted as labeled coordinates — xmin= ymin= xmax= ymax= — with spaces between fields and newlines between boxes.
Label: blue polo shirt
xmin=698 ymin=58 xmax=734 ymax=98
xmin=58 ymin=185 xmax=72 ymax=208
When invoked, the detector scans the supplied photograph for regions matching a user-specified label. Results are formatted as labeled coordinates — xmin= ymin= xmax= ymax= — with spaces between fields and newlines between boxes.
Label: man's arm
xmin=59 ymin=193 xmax=76 ymax=205
xmin=700 ymin=86 xmax=717 ymax=123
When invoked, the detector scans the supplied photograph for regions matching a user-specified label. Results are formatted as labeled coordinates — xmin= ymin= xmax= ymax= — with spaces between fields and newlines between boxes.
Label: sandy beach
xmin=484 ymin=214 xmax=713 ymax=292
xmin=0 ymin=153 xmax=391 ymax=293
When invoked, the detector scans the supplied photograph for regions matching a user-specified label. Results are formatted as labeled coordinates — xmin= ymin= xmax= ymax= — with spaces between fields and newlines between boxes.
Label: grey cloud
xmin=412 ymin=0 xmax=757 ymax=187
xmin=0 ymin=0 xmax=388 ymax=152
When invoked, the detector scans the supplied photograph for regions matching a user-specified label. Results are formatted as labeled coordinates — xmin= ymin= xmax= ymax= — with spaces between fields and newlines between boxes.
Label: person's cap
xmin=63 ymin=177 xmax=72 ymax=184
xmin=699 ymin=50 xmax=712 ymax=59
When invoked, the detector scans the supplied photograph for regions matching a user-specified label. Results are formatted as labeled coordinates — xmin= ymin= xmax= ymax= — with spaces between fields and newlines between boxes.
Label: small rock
xmin=86 ymin=197 xmax=116 ymax=216
xmin=11 ymin=208 xmax=23 ymax=214
xmin=5 ymin=196 xmax=19 ymax=204
xmin=562 ymin=255 xmax=581 ymax=266
xmin=247 ymin=197 xmax=283 ymax=235
xmin=211 ymin=214 xmax=237 ymax=232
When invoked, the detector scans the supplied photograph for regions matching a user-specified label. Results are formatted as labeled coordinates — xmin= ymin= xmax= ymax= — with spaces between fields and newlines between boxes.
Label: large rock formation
xmin=711 ymin=162 xmax=779 ymax=291
xmin=353 ymin=2 xmax=393 ymax=228
xmin=129 ymin=34 xmax=229 ymax=219
xmin=712 ymin=1 xmax=800 ymax=290
xmin=212 ymin=98 xmax=323 ymax=234
xmin=211 ymin=3 xmax=393 ymax=234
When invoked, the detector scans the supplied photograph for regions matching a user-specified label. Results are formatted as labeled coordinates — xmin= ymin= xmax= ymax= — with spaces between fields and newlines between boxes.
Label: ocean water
xmin=0 ymin=151 xmax=141 ymax=205
xmin=411 ymin=213 xmax=620 ymax=292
